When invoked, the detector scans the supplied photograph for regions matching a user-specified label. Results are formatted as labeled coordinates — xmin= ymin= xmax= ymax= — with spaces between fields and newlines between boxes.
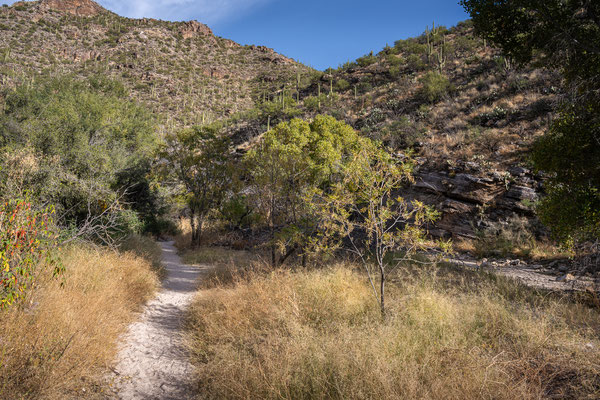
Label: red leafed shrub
xmin=0 ymin=200 xmax=62 ymax=308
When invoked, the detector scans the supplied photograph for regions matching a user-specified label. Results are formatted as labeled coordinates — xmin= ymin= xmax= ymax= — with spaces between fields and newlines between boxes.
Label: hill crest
xmin=32 ymin=0 xmax=107 ymax=16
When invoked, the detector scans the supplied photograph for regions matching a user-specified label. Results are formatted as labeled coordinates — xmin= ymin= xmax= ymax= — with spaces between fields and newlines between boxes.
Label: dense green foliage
xmin=533 ymin=104 xmax=600 ymax=241
xmin=0 ymin=77 xmax=163 ymax=237
xmin=462 ymin=0 xmax=600 ymax=241
xmin=160 ymin=124 xmax=231 ymax=246
xmin=244 ymin=115 xmax=376 ymax=266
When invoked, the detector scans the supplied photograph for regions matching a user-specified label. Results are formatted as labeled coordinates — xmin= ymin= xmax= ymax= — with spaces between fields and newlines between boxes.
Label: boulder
xmin=179 ymin=20 xmax=213 ymax=39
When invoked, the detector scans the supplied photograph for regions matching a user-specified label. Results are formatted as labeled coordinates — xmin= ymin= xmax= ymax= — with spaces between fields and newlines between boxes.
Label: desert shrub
xmin=406 ymin=53 xmax=427 ymax=71
xmin=187 ymin=266 xmax=600 ymax=399
xmin=417 ymin=71 xmax=454 ymax=103
xmin=477 ymin=129 xmax=504 ymax=153
xmin=394 ymin=39 xmax=427 ymax=56
xmin=455 ymin=35 xmax=479 ymax=53
xmin=378 ymin=116 xmax=425 ymax=149
xmin=362 ymin=107 xmax=386 ymax=128
xmin=0 ymin=200 xmax=62 ymax=308
xmin=476 ymin=105 xmax=510 ymax=126
xmin=385 ymin=53 xmax=403 ymax=67
xmin=334 ymin=79 xmax=350 ymax=92
xmin=303 ymin=95 xmax=321 ymax=111
xmin=356 ymin=81 xmax=373 ymax=95
xmin=0 ymin=245 xmax=159 ymax=398
xmin=356 ymin=52 xmax=377 ymax=67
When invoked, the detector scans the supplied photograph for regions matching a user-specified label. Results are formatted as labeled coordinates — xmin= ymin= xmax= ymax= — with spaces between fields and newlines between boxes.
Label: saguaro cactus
xmin=426 ymin=26 xmax=432 ymax=63
xmin=329 ymin=77 xmax=333 ymax=96
xmin=437 ymin=36 xmax=446 ymax=73
xmin=318 ymin=82 xmax=321 ymax=110
xmin=296 ymin=71 xmax=300 ymax=102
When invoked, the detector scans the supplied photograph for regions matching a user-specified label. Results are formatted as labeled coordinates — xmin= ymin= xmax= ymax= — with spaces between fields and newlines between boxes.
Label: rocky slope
xmin=0 ymin=0 xmax=311 ymax=126
xmin=1 ymin=2 xmax=564 ymax=253
xmin=223 ymin=22 xmax=561 ymax=244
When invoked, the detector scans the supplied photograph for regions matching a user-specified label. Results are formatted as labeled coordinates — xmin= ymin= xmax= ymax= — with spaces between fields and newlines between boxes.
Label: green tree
xmin=461 ymin=0 xmax=600 ymax=241
xmin=310 ymin=146 xmax=445 ymax=316
xmin=160 ymin=124 xmax=230 ymax=247
xmin=245 ymin=115 xmax=368 ymax=266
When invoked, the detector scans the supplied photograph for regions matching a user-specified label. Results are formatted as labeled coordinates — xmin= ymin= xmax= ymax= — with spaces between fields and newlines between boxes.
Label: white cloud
xmin=97 ymin=0 xmax=271 ymax=25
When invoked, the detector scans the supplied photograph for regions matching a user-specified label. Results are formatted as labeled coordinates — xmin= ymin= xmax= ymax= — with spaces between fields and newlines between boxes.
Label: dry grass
xmin=182 ymin=246 xmax=268 ymax=289
xmin=0 ymin=243 xmax=160 ymax=399
xmin=119 ymin=234 xmax=166 ymax=279
xmin=186 ymin=263 xmax=600 ymax=399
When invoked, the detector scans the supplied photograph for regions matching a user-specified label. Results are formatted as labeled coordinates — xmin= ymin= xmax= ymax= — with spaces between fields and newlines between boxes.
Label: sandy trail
xmin=109 ymin=241 xmax=202 ymax=400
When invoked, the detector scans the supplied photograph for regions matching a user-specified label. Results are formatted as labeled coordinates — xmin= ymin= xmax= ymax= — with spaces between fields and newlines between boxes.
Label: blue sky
xmin=2 ymin=0 xmax=469 ymax=70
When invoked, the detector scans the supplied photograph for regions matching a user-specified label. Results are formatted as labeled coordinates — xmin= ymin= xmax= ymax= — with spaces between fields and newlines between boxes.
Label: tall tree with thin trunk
xmin=160 ymin=125 xmax=230 ymax=247
xmin=310 ymin=147 xmax=448 ymax=316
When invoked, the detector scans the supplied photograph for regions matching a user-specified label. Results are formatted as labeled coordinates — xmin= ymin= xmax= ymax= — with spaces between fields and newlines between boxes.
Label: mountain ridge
xmin=15 ymin=0 xmax=108 ymax=16
xmin=0 ymin=0 xmax=310 ymax=126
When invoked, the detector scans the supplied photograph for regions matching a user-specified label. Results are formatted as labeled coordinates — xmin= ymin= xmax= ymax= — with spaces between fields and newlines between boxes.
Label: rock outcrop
xmin=38 ymin=0 xmax=107 ymax=16
xmin=411 ymin=160 xmax=541 ymax=238
xmin=179 ymin=20 xmax=213 ymax=39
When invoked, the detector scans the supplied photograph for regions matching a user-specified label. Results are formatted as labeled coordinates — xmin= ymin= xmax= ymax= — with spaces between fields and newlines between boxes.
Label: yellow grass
xmin=0 ymin=242 xmax=160 ymax=399
xmin=186 ymin=263 xmax=600 ymax=399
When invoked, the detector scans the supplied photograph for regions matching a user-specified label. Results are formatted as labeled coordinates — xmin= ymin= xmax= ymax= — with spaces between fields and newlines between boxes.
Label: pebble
xmin=558 ymin=265 xmax=569 ymax=273
xmin=556 ymin=273 xmax=575 ymax=283
xmin=585 ymin=343 xmax=595 ymax=350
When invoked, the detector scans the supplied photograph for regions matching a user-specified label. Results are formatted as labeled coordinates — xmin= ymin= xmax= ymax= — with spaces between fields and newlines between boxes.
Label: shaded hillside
xmin=0 ymin=0 xmax=312 ymax=127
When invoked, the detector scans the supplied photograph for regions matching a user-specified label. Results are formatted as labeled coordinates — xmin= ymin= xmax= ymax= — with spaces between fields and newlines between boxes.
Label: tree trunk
xmin=193 ymin=217 xmax=204 ymax=248
xmin=278 ymin=245 xmax=298 ymax=267
xmin=380 ymin=265 xmax=386 ymax=317
xmin=190 ymin=209 xmax=197 ymax=247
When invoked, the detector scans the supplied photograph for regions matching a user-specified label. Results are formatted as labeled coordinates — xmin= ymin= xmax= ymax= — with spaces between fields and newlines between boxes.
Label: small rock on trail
xmin=108 ymin=241 xmax=203 ymax=400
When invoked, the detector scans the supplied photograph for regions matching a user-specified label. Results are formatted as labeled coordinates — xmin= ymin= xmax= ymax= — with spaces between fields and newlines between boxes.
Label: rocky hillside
xmin=220 ymin=21 xmax=562 ymax=245
xmin=338 ymin=24 xmax=560 ymax=243
xmin=0 ymin=0 xmax=311 ymax=127
xmin=1 ymin=2 xmax=562 ymax=250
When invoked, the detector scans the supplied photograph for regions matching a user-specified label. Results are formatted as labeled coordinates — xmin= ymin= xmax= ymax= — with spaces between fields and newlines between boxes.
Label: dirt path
xmin=109 ymin=241 xmax=202 ymax=400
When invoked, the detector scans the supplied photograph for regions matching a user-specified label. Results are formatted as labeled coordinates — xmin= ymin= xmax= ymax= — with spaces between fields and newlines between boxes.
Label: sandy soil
xmin=108 ymin=241 xmax=203 ymax=400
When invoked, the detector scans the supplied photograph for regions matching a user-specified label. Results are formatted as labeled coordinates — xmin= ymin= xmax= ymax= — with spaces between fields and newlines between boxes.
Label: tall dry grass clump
xmin=187 ymin=265 xmax=600 ymax=399
xmin=0 ymin=242 xmax=160 ymax=399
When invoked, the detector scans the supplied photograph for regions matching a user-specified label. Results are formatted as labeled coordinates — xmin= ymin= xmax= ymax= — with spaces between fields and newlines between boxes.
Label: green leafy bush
xmin=406 ymin=54 xmax=427 ymax=71
xmin=0 ymin=200 xmax=62 ymax=308
xmin=417 ymin=71 xmax=454 ymax=103
xmin=0 ymin=76 xmax=159 ymax=232
xmin=335 ymin=79 xmax=350 ymax=92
